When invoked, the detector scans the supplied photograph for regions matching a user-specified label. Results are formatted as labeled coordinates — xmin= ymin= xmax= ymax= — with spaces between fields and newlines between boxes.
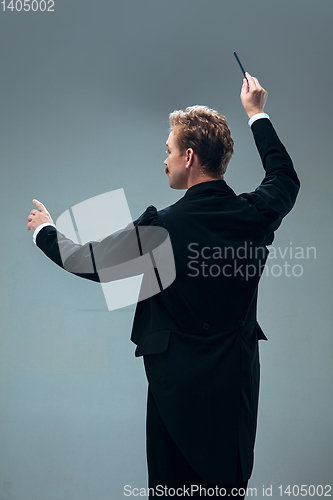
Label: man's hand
xmin=27 ymin=199 xmax=55 ymax=233
xmin=240 ymin=72 xmax=268 ymax=119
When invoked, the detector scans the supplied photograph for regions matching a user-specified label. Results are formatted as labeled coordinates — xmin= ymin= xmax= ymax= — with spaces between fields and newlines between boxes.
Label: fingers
xmin=28 ymin=209 xmax=38 ymax=221
xmin=32 ymin=199 xmax=47 ymax=213
xmin=245 ymin=72 xmax=259 ymax=91
xmin=245 ymin=72 xmax=266 ymax=93
xmin=27 ymin=199 xmax=51 ymax=232
xmin=241 ymin=73 xmax=261 ymax=97
xmin=240 ymin=72 xmax=268 ymax=118
xmin=241 ymin=78 xmax=247 ymax=97
xmin=27 ymin=200 xmax=54 ymax=234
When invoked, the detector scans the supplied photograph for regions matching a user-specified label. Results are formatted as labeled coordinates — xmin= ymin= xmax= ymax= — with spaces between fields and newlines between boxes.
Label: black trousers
xmin=146 ymin=388 xmax=249 ymax=499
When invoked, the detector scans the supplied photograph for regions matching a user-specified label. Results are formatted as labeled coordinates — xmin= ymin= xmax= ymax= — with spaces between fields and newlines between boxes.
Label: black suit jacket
xmin=35 ymin=118 xmax=300 ymax=484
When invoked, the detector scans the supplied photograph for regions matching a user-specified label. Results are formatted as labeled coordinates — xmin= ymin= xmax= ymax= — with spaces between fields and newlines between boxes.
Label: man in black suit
xmin=27 ymin=73 xmax=300 ymax=498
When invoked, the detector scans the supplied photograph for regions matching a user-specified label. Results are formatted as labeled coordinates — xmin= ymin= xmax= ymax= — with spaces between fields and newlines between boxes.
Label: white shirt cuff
xmin=33 ymin=223 xmax=56 ymax=245
xmin=248 ymin=113 xmax=270 ymax=127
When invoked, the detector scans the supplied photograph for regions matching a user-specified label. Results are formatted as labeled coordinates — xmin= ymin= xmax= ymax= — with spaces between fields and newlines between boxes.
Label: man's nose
xmin=164 ymin=158 xmax=167 ymax=165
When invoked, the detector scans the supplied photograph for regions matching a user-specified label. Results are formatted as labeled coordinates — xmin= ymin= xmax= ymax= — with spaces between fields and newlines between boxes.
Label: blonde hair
xmin=169 ymin=105 xmax=234 ymax=176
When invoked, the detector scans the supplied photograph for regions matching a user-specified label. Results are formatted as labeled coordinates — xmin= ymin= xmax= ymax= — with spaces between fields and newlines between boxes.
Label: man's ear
xmin=185 ymin=148 xmax=194 ymax=168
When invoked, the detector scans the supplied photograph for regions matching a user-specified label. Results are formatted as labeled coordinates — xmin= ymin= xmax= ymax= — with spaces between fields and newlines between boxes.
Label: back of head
xmin=169 ymin=105 xmax=234 ymax=177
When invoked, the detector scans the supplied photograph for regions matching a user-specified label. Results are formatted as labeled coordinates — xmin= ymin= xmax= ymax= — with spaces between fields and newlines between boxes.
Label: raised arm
xmin=239 ymin=73 xmax=300 ymax=243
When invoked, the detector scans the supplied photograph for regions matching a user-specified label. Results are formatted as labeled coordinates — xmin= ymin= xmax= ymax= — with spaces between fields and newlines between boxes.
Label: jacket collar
xmin=183 ymin=179 xmax=236 ymax=198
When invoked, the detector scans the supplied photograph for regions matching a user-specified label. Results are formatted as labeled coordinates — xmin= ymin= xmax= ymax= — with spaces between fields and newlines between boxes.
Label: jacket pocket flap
xmin=135 ymin=330 xmax=171 ymax=357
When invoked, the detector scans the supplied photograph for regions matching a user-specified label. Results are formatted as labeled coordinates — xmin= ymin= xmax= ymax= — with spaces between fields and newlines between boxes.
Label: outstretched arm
xmin=27 ymin=201 xmax=166 ymax=283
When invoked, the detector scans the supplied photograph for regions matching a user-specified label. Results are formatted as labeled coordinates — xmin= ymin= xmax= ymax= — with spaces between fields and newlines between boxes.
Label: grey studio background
xmin=0 ymin=0 xmax=332 ymax=499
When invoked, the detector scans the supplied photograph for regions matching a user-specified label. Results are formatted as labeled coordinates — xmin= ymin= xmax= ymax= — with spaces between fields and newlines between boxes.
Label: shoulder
xmin=133 ymin=205 xmax=158 ymax=227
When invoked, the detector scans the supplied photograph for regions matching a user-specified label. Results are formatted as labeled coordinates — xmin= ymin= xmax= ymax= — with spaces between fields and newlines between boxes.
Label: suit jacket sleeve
xmin=35 ymin=205 xmax=158 ymax=282
xmin=240 ymin=118 xmax=300 ymax=245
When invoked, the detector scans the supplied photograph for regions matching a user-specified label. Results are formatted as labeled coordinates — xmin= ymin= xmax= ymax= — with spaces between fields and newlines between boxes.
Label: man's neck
xmin=187 ymin=174 xmax=224 ymax=189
